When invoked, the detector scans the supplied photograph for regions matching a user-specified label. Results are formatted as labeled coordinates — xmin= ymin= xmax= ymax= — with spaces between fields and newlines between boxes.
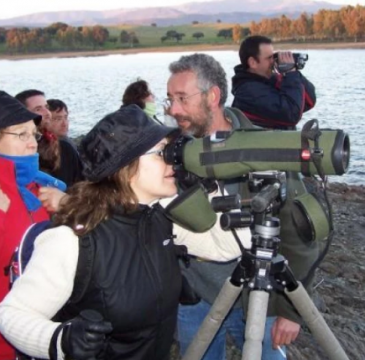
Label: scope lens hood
xmin=331 ymin=131 xmax=350 ymax=175
xmin=292 ymin=192 xmax=330 ymax=243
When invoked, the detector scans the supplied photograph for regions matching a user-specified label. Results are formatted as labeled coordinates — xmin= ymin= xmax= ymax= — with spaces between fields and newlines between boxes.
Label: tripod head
xmin=211 ymin=170 xmax=286 ymax=231
xmin=210 ymin=171 xmax=294 ymax=292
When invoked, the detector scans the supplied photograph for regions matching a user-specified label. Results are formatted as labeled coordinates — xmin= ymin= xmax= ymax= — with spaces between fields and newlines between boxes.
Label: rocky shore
xmin=289 ymin=182 xmax=365 ymax=360
xmin=171 ymin=182 xmax=365 ymax=360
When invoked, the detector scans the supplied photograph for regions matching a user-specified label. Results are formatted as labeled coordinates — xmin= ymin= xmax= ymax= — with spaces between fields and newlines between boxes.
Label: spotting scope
xmin=164 ymin=125 xmax=350 ymax=179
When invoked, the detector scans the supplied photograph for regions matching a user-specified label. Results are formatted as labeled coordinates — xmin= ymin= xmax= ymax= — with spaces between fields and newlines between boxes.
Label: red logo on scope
xmin=301 ymin=149 xmax=311 ymax=161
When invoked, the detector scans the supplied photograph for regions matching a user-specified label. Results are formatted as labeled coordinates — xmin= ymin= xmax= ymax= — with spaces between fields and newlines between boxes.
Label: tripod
xmin=181 ymin=183 xmax=349 ymax=360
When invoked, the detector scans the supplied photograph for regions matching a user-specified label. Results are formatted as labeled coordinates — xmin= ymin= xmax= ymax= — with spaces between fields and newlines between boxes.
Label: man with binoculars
xmin=231 ymin=35 xmax=316 ymax=130
xmin=165 ymin=53 xmax=315 ymax=360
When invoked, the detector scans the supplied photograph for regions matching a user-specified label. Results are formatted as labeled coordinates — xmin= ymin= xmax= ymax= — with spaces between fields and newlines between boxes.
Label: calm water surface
xmin=0 ymin=49 xmax=364 ymax=184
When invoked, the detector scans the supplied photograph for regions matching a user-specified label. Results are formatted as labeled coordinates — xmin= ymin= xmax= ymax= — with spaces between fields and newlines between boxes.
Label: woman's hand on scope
xmin=0 ymin=188 xmax=10 ymax=213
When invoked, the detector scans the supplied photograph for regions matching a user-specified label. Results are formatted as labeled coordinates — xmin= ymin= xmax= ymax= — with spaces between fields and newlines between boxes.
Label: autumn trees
xmin=249 ymin=6 xmax=365 ymax=42
xmin=217 ymin=26 xmax=250 ymax=42
xmin=217 ymin=5 xmax=364 ymax=44
xmin=5 ymin=23 xmax=110 ymax=53
xmin=1 ymin=4 xmax=364 ymax=54
xmin=340 ymin=5 xmax=365 ymax=42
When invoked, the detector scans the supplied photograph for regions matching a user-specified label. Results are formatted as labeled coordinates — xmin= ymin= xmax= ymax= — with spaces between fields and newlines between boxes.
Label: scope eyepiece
xmin=163 ymin=135 xmax=191 ymax=166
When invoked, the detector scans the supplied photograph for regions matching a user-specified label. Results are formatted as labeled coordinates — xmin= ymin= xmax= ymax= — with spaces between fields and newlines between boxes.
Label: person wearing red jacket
xmin=0 ymin=90 xmax=66 ymax=360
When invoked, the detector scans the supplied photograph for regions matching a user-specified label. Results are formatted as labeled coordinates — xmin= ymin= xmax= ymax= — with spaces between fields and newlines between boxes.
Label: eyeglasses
xmin=51 ymin=116 xmax=68 ymax=122
xmin=163 ymin=90 xmax=207 ymax=108
xmin=143 ymin=149 xmax=164 ymax=158
xmin=1 ymin=131 xmax=42 ymax=142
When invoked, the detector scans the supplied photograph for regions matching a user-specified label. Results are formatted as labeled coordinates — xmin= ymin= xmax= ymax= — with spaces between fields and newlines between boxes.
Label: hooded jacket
xmin=0 ymin=157 xmax=49 ymax=360
xmin=231 ymin=64 xmax=316 ymax=129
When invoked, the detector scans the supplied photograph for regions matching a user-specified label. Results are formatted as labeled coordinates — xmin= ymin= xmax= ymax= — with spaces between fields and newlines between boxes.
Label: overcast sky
xmin=0 ymin=0 xmax=364 ymax=20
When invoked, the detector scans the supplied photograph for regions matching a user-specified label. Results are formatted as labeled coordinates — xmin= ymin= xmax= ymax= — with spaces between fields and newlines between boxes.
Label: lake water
xmin=0 ymin=49 xmax=364 ymax=185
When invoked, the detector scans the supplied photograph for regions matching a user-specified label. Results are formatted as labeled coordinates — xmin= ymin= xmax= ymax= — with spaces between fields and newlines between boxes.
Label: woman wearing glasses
xmin=0 ymin=105 xmax=250 ymax=360
xmin=0 ymin=91 xmax=67 ymax=360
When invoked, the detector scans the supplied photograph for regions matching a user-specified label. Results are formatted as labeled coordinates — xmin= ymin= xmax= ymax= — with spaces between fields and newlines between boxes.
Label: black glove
xmin=60 ymin=310 xmax=112 ymax=360
xmin=174 ymin=165 xmax=217 ymax=194
xmin=174 ymin=166 xmax=201 ymax=190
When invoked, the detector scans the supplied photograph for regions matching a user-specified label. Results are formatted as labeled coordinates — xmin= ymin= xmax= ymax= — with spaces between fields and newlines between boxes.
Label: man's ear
xmin=208 ymin=86 xmax=221 ymax=108
xmin=247 ymin=56 xmax=257 ymax=70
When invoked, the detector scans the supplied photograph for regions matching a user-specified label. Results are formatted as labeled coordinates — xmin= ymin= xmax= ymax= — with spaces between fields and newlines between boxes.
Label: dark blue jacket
xmin=231 ymin=64 xmax=316 ymax=129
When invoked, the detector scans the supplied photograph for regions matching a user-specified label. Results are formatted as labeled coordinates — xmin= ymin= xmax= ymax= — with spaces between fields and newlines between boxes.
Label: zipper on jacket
xmin=139 ymin=207 xmax=164 ymax=322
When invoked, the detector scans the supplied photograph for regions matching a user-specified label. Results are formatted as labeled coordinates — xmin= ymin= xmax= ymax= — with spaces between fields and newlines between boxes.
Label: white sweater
xmin=0 ymin=199 xmax=251 ymax=359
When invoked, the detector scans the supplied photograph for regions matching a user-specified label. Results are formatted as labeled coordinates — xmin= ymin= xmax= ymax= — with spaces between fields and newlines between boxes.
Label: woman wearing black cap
xmin=0 ymin=91 xmax=67 ymax=360
xmin=0 ymin=105 xmax=250 ymax=360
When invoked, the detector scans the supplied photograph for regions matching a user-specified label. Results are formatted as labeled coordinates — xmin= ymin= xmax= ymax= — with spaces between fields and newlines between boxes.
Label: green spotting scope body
xmin=180 ymin=128 xmax=349 ymax=179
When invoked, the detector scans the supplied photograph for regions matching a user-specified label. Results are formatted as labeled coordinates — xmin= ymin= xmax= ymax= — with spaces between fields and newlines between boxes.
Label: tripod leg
xmin=285 ymin=282 xmax=349 ymax=360
xmin=181 ymin=278 xmax=243 ymax=360
xmin=241 ymin=290 xmax=270 ymax=360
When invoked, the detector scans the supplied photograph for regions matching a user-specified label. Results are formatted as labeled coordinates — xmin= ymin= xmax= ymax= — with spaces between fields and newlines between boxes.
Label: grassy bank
xmin=0 ymin=41 xmax=364 ymax=61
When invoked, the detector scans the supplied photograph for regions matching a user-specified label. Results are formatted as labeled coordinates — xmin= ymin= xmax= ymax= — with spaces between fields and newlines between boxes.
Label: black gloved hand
xmin=174 ymin=166 xmax=202 ymax=191
xmin=61 ymin=310 xmax=113 ymax=360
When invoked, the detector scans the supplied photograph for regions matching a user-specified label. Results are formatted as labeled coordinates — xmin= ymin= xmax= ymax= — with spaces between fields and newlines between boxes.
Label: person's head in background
xmin=47 ymin=99 xmax=69 ymax=138
xmin=122 ymin=79 xmax=157 ymax=119
xmin=15 ymin=90 xmax=61 ymax=175
xmin=15 ymin=89 xmax=52 ymax=131
xmin=0 ymin=91 xmax=41 ymax=157
xmin=239 ymin=35 xmax=274 ymax=79
xmin=166 ymin=53 xmax=228 ymax=137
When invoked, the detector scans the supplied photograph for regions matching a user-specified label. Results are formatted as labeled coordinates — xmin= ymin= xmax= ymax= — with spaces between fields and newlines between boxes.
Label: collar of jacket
xmin=112 ymin=202 xmax=164 ymax=223
xmin=0 ymin=156 xmax=18 ymax=191
xmin=232 ymin=64 xmax=275 ymax=90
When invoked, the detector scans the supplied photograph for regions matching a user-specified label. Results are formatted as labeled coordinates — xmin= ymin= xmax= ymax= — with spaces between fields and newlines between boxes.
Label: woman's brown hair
xmin=53 ymin=159 xmax=139 ymax=236
xmin=122 ymin=80 xmax=151 ymax=110
xmin=37 ymin=129 xmax=61 ymax=172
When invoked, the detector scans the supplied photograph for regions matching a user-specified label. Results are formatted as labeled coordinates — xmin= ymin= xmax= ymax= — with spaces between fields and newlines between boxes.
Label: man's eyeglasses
xmin=1 ymin=131 xmax=42 ymax=142
xmin=163 ymin=90 xmax=207 ymax=108
xmin=51 ymin=116 xmax=68 ymax=122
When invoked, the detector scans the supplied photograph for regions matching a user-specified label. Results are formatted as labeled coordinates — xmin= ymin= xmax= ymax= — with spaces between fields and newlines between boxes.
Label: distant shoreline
xmin=1 ymin=41 xmax=365 ymax=61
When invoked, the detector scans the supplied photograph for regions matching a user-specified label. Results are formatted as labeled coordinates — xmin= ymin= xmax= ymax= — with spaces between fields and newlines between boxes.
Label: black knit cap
xmin=80 ymin=104 xmax=180 ymax=182
xmin=0 ymin=90 xmax=42 ymax=130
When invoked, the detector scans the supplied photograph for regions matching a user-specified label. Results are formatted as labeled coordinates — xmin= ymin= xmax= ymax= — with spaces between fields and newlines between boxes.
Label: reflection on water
xmin=0 ymin=49 xmax=364 ymax=184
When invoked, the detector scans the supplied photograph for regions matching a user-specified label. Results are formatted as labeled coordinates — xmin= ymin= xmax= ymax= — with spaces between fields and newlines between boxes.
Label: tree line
xmin=248 ymin=5 xmax=365 ymax=42
xmin=0 ymin=22 xmax=111 ymax=53
xmin=0 ymin=5 xmax=363 ymax=54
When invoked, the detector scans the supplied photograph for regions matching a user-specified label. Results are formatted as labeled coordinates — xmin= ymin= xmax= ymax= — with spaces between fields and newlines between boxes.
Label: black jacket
xmin=58 ymin=203 xmax=182 ymax=360
xmin=53 ymin=139 xmax=83 ymax=187
xmin=231 ymin=64 xmax=316 ymax=129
